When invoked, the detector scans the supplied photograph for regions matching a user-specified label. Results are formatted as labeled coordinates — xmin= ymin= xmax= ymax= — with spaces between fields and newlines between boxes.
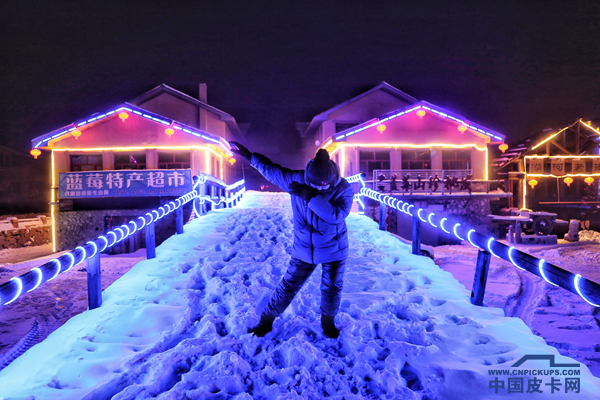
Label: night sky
xmin=2 ymin=1 xmax=599 ymax=159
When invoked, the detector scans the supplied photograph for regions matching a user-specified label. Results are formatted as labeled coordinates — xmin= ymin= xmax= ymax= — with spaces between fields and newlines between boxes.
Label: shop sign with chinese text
xmin=58 ymin=169 xmax=192 ymax=198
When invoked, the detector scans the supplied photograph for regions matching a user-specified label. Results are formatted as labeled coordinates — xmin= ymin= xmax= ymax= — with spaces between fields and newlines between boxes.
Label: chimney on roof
xmin=199 ymin=83 xmax=207 ymax=103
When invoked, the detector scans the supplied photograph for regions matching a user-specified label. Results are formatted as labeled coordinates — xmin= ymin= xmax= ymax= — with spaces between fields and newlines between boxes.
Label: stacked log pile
xmin=0 ymin=223 xmax=52 ymax=249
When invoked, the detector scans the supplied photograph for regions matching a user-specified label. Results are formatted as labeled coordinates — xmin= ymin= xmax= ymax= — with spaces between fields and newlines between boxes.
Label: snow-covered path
xmin=434 ymin=242 xmax=600 ymax=378
xmin=0 ymin=191 xmax=599 ymax=399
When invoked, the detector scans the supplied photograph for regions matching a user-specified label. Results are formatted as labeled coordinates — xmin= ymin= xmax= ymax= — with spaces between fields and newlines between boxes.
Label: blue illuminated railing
xmin=0 ymin=176 xmax=246 ymax=309
xmin=348 ymin=173 xmax=600 ymax=308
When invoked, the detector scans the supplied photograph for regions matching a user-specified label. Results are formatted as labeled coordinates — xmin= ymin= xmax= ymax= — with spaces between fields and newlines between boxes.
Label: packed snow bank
xmin=580 ymin=230 xmax=600 ymax=243
xmin=0 ymin=191 xmax=598 ymax=399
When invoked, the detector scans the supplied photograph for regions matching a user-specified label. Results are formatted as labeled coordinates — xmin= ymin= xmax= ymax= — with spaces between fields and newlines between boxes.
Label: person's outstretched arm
xmin=230 ymin=141 xmax=297 ymax=191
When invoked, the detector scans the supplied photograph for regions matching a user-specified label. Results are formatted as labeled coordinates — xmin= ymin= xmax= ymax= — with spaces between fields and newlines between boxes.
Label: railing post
xmin=471 ymin=250 xmax=491 ymax=306
xmin=515 ymin=221 xmax=523 ymax=244
xmin=412 ymin=213 xmax=421 ymax=255
xmin=146 ymin=220 xmax=156 ymax=259
xmin=86 ymin=249 xmax=102 ymax=310
xmin=176 ymin=205 xmax=183 ymax=234
xmin=441 ymin=170 xmax=445 ymax=195
xmin=379 ymin=202 xmax=387 ymax=231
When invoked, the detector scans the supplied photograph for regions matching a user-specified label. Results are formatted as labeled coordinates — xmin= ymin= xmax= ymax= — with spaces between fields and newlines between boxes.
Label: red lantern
xmin=118 ymin=112 xmax=129 ymax=122
xmin=564 ymin=177 xmax=573 ymax=187
xmin=528 ymin=179 xmax=538 ymax=189
xmin=30 ymin=149 xmax=41 ymax=159
xmin=377 ymin=124 xmax=386 ymax=133
xmin=584 ymin=177 xmax=594 ymax=185
xmin=457 ymin=125 xmax=467 ymax=133
xmin=72 ymin=130 xmax=81 ymax=139
xmin=499 ymin=143 xmax=509 ymax=153
xmin=165 ymin=128 xmax=174 ymax=138
xmin=416 ymin=110 xmax=426 ymax=118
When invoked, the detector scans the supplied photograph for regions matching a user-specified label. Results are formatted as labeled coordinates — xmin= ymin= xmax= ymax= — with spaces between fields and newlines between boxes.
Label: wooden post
xmin=412 ymin=213 xmax=421 ymax=255
xmin=379 ymin=202 xmax=386 ymax=231
xmin=146 ymin=221 xmax=156 ymax=259
xmin=86 ymin=250 xmax=102 ymax=309
xmin=176 ymin=206 xmax=183 ymax=234
xmin=471 ymin=250 xmax=491 ymax=306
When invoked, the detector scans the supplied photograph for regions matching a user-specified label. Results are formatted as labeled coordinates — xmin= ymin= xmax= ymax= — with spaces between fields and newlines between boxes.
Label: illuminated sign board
xmin=58 ymin=169 xmax=192 ymax=199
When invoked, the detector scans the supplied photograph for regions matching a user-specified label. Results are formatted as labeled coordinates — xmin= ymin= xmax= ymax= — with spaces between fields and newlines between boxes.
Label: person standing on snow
xmin=229 ymin=142 xmax=353 ymax=338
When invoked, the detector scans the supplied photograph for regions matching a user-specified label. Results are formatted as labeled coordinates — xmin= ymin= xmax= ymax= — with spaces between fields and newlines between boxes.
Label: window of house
xmin=401 ymin=149 xmax=431 ymax=170
xmin=359 ymin=150 xmax=390 ymax=177
xmin=70 ymin=154 xmax=103 ymax=171
xmin=115 ymin=153 xmax=146 ymax=170
xmin=442 ymin=149 xmax=471 ymax=170
xmin=158 ymin=152 xmax=190 ymax=169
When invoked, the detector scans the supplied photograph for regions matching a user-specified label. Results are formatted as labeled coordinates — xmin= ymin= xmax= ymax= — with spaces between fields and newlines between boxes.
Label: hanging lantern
xmin=564 ymin=177 xmax=573 ymax=187
xmin=377 ymin=124 xmax=386 ymax=133
xmin=416 ymin=110 xmax=426 ymax=118
xmin=72 ymin=130 xmax=81 ymax=139
xmin=457 ymin=125 xmax=467 ymax=133
xmin=584 ymin=177 xmax=594 ymax=185
xmin=30 ymin=149 xmax=41 ymax=159
xmin=499 ymin=143 xmax=509 ymax=153
xmin=528 ymin=179 xmax=538 ymax=189
xmin=165 ymin=128 xmax=174 ymax=138
xmin=229 ymin=157 xmax=236 ymax=165
xmin=118 ymin=112 xmax=129 ymax=122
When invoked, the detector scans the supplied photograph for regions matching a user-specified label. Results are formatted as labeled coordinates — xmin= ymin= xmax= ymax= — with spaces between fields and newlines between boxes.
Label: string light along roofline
xmin=332 ymin=102 xmax=505 ymax=142
xmin=31 ymin=103 xmax=228 ymax=153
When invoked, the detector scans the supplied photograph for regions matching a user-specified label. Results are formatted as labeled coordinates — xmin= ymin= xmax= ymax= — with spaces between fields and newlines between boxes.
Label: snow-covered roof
xmin=333 ymin=101 xmax=505 ymax=143
xmin=129 ymin=84 xmax=242 ymax=137
xmin=300 ymin=81 xmax=418 ymax=138
xmin=30 ymin=103 xmax=226 ymax=151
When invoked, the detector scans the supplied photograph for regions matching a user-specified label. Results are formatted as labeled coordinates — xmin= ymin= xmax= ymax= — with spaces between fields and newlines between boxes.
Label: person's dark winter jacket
xmin=249 ymin=151 xmax=353 ymax=264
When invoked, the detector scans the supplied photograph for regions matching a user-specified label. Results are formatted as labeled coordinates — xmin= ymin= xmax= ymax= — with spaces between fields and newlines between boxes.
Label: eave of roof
xmin=302 ymin=81 xmax=419 ymax=137
xmin=129 ymin=84 xmax=241 ymax=135
xmin=332 ymin=101 xmax=505 ymax=143
xmin=30 ymin=103 xmax=229 ymax=153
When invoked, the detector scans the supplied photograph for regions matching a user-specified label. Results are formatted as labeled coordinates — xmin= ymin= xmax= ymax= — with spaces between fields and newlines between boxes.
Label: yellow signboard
xmin=528 ymin=158 xmax=544 ymax=174
xmin=593 ymin=158 xmax=600 ymax=174
xmin=571 ymin=159 xmax=586 ymax=174
xmin=551 ymin=158 xmax=565 ymax=176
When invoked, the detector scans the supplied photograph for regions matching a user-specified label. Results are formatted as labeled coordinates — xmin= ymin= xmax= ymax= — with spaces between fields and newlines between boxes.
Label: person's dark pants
xmin=263 ymin=257 xmax=346 ymax=318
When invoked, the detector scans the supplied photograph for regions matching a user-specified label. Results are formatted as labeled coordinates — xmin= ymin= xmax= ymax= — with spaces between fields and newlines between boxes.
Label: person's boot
xmin=321 ymin=315 xmax=340 ymax=338
xmin=248 ymin=314 xmax=275 ymax=337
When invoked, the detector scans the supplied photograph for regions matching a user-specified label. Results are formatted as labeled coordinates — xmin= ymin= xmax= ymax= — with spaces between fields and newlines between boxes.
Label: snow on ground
xmin=0 ymin=191 xmax=599 ymax=399
xmin=580 ymin=230 xmax=600 ymax=243
xmin=0 ymin=245 xmax=146 ymax=365
xmin=0 ymin=243 xmax=54 ymax=265
xmin=434 ymin=240 xmax=600 ymax=379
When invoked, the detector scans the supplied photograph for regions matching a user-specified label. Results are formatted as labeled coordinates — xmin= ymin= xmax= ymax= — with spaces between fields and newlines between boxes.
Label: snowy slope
xmin=0 ymin=191 xmax=599 ymax=399
xmin=433 ymin=242 xmax=600 ymax=378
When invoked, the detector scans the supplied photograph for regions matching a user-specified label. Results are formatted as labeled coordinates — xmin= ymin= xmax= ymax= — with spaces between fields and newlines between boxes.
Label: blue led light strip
xmin=346 ymin=172 xmax=600 ymax=307
xmin=333 ymin=104 xmax=503 ymax=141
xmin=33 ymin=105 xmax=225 ymax=149
xmin=0 ymin=175 xmax=245 ymax=307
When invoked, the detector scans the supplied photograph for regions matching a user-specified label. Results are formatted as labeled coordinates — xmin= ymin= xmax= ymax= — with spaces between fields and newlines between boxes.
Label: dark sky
xmin=2 ymin=1 xmax=599 ymax=156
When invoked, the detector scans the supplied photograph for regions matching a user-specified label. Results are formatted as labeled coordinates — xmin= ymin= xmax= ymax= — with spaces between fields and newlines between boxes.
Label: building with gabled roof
xmin=29 ymin=84 xmax=244 ymax=252
xmin=493 ymin=119 xmax=600 ymax=218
